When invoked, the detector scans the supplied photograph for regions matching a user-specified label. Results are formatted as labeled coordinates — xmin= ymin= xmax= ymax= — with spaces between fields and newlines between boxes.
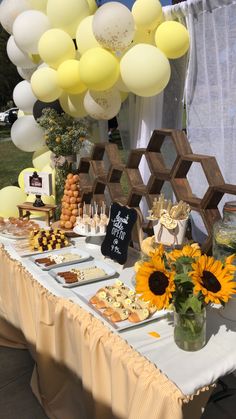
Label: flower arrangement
xmin=37 ymin=108 xmax=92 ymax=157
xmin=37 ymin=108 xmax=93 ymax=216
xmin=135 ymin=243 xmax=236 ymax=350
xmin=136 ymin=243 xmax=236 ymax=312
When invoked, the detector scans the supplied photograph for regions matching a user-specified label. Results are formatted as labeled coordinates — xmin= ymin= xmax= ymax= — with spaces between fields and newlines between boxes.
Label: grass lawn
xmin=0 ymin=125 xmax=11 ymax=138
xmin=0 ymin=125 xmax=129 ymax=194
xmin=0 ymin=139 xmax=33 ymax=189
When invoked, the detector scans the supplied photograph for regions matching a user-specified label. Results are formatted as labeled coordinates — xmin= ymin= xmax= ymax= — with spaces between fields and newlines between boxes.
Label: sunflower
xmin=136 ymin=257 xmax=175 ymax=310
xmin=168 ymin=243 xmax=201 ymax=262
xmin=224 ymin=254 xmax=236 ymax=274
xmin=190 ymin=255 xmax=236 ymax=304
xmin=151 ymin=244 xmax=165 ymax=265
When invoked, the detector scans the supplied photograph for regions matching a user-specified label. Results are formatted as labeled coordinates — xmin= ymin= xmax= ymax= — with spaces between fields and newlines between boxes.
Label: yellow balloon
xmin=32 ymin=146 xmax=51 ymax=170
xmin=26 ymin=194 xmax=55 ymax=217
xmin=120 ymin=44 xmax=170 ymax=97
xmin=133 ymin=28 xmax=156 ymax=45
xmin=155 ymin=21 xmax=190 ymax=59
xmin=80 ymin=47 xmax=119 ymax=91
xmin=76 ymin=16 xmax=100 ymax=55
xmin=59 ymin=91 xmax=87 ymax=118
xmin=38 ymin=28 xmax=76 ymax=69
xmin=0 ymin=186 xmax=27 ymax=218
xmin=57 ymin=59 xmax=87 ymax=95
xmin=31 ymin=67 xmax=62 ymax=102
xmin=86 ymin=0 xmax=97 ymax=14
xmin=28 ymin=0 xmax=48 ymax=13
xmin=132 ymin=0 xmax=163 ymax=31
xmin=18 ymin=167 xmax=39 ymax=191
xmin=47 ymin=0 xmax=90 ymax=38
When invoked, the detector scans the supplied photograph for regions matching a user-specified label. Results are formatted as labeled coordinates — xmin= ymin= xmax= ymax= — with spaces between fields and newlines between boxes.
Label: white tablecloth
xmin=1 ymin=235 xmax=236 ymax=397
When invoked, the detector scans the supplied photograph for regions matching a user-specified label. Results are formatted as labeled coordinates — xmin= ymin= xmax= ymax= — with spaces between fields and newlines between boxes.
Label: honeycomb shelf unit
xmin=77 ymin=130 xmax=236 ymax=252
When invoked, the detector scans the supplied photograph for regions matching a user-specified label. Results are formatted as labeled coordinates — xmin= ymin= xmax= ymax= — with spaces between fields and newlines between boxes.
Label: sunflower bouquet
xmin=135 ymin=243 xmax=236 ymax=350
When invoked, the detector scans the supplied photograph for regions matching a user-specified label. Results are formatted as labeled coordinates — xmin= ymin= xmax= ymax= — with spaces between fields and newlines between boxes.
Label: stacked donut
xmin=60 ymin=173 xmax=81 ymax=230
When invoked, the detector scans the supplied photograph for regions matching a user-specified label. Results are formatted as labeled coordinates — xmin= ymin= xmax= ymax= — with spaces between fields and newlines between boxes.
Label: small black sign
xmin=101 ymin=202 xmax=137 ymax=265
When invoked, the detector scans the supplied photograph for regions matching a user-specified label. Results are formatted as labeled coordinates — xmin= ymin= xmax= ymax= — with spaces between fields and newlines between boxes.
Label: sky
xmin=97 ymin=1 xmax=173 ymax=6
xmin=0 ymin=0 xmax=173 ymax=9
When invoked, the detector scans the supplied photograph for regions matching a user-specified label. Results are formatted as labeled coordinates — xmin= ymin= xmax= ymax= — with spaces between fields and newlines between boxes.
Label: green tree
xmin=0 ymin=26 xmax=21 ymax=109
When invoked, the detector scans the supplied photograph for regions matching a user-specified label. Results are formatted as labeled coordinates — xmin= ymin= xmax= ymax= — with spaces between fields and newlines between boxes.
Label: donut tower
xmin=59 ymin=173 xmax=81 ymax=230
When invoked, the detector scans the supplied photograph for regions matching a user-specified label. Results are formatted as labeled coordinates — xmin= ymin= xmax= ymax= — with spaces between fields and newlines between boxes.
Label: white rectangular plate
xmin=11 ymin=240 xmax=72 ymax=257
xmin=29 ymin=247 xmax=90 ymax=270
xmin=73 ymin=279 xmax=167 ymax=331
xmin=49 ymin=259 xmax=116 ymax=288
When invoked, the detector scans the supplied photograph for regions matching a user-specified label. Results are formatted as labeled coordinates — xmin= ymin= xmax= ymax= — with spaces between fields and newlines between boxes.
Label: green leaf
xmin=174 ymin=273 xmax=191 ymax=284
xmin=179 ymin=295 xmax=203 ymax=314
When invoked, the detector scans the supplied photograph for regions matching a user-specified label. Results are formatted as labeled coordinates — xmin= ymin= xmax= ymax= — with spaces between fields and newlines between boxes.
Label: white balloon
xmin=7 ymin=36 xmax=37 ymax=69
xmin=17 ymin=66 xmax=36 ymax=81
xmin=17 ymin=67 xmax=35 ymax=81
xmin=11 ymin=116 xmax=45 ymax=152
xmin=13 ymin=10 xmax=51 ymax=54
xmin=13 ymin=80 xmax=37 ymax=114
xmin=0 ymin=0 xmax=30 ymax=34
xmin=92 ymin=2 xmax=135 ymax=51
xmin=37 ymin=62 xmax=49 ymax=69
xmin=84 ymin=89 xmax=121 ymax=120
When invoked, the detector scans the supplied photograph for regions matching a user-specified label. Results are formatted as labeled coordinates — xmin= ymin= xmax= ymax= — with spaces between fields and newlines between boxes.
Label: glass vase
xmin=213 ymin=201 xmax=236 ymax=261
xmin=174 ymin=308 xmax=206 ymax=351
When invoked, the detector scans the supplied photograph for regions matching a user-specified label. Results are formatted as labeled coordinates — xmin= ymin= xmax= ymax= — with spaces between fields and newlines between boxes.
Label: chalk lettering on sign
xmin=111 ymin=227 xmax=126 ymax=240
xmin=101 ymin=203 xmax=137 ymax=265
xmin=111 ymin=211 xmax=130 ymax=230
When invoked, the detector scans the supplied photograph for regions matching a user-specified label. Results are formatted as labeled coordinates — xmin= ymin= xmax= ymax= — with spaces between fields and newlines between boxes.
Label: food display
xmin=29 ymin=228 xmax=69 ymax=252
xmin=59 ymin=173 xmax=81 ymax=230
xmin=147 ymin=194 xmax=191 ymax=222
xmin=50 ymin=260 xmax=116 ymax=287
xmin=74 ymin=202 xmax=109 ymax=235
xmin=30 ymin=247 xmax=90 ymax=270
xmin=146 ymin=195 xmax=191 ymax=246
xmin=34 ymin=253 xmax=81 ymax=267
xmin=89 ymin=280 xmax=157 ymax=323
xmin=0 ymin=217 xmax=39 ymax=238
xmin=58 ymin=266 xmax=107 ymax=284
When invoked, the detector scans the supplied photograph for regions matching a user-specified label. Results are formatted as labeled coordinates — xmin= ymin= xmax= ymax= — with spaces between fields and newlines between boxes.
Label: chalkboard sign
xmin=101 ymin=202 xmax=137 ymax=265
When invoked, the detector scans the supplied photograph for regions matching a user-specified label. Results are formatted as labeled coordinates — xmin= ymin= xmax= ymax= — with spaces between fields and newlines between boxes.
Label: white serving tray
xmin=49 ymin=259 xmax=116 ymax=288
xmin=29 ymin=247 xmax=90 ymax=270
xmin=73 ymin=279 xmax=167 ymax=332
xmin=12 ymin=240 xmax=73 ymax=257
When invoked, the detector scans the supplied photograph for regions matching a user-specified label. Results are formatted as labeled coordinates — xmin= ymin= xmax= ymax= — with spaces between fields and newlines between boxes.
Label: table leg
xmin=18 ymin=208 xmax=23 ymax=219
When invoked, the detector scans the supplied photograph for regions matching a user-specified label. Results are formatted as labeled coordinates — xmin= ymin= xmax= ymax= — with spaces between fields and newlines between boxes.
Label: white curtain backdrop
xmin=165 ymin=0 xmax=236 ymax=240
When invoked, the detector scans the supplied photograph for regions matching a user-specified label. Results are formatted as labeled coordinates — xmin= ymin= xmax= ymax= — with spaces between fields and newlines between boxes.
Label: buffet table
xmin=1 ymin=237 xmax=236 ymax=419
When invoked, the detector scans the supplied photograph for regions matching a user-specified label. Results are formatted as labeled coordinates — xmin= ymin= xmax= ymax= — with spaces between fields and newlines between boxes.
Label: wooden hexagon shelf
xmin=77 ymin=131 xmax=236 ymax=252
xmin=146 ymin=129 xmax=192 ymax=177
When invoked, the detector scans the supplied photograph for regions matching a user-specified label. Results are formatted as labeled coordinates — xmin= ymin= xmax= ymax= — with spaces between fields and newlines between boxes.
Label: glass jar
xmin=174 ymin=308 xmax=206 ymax=351
xmin=213 ymin=201 xmax=236 ymax=262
